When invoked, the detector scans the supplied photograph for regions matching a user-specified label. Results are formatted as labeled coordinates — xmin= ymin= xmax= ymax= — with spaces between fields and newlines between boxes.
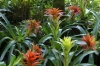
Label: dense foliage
xmin=0 ymin=0 xmax=100 ymax=66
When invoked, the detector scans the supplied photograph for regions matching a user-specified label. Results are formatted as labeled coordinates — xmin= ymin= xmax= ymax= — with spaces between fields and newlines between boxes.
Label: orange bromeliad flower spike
xmin=23 ymin=50 xmax=41 ymax=66
xmin=27 ymin=19 xmax=40 ymax=29
xmin=82 ymin=34 xmax=96 ymax=50
xmin=22 ymin=45 xmax=44 ymax=66
xmin=27 ymin=19 xmax=41 ymax=34
xmin=33 ymin=45 xmax=42 ymax=54
xmin=45 ymin=8 xmax=63 ymax=20
xmin=68 ymin=6 xmax=81 ymax=14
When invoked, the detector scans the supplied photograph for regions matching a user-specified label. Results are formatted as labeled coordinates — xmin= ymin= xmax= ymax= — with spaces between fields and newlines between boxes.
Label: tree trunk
xmin=53 ymin=0 xmax=65 ymax=11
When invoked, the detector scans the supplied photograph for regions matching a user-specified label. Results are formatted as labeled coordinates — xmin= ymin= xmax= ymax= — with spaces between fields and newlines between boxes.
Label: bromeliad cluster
xmin=22 ymin=44 xmax=44 ymax=66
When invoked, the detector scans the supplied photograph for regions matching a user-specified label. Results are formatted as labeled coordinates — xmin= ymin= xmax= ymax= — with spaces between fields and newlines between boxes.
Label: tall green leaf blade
xmin=8 ymin=45 xmax=15 ymax=64
xmin=0 ymin=13 xmax=16 ymax=39
xmin=92 ymin=20 xmax=100 ymax=38
xmin=70 ymin=51 xmax=97 ymax=66
xmin=72 ymin=25 xmax=86 ymax=34
xmin=38 ymin=33 xmax=52 ymax=44
xmin=0 ymin=62 xmax=6 ymax=66
xmin=88 ymin=54 xmax=94 ymax=64
xmin=90 ymin=11 xmax=100 ymax=39
xmin=60 ymin=28 xmax=72 ymax=37
xmin=75 ymin=63 xmax=96 ymax=66
xmin=0 ymin=40 xmax=16 ymax=61
xmin=49 ymin=57 xmax=58 ymax=66
xmin=12 ymin=54 xmax=22 ymax=66
xmin=68 ymin=52 xmax=74 ymax=66
xmin=76 ymin=25 xmax=87 ymax=34
xmin=57 ymin=29 xmax=62 ymax=38
xmin=15 ymin=26 xmax=23 ymax=41
xmin=0 ymin=37 xmax=10 ymax=47
xmin=0 ymin=21 xmax=15 ymax=39
xmin=0 ymin=21 xmax=8 ymax=31
xmin=52 ymin=49 xmax=62 ymax=66
xmin=0 ymin=13 xmax=10 ymax=25
xmin=8 ymin=55 xmax=16 ymax=66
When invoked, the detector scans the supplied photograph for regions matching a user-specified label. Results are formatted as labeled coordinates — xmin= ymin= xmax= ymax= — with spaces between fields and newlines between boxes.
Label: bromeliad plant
xmin=22 ymin=44 xmax=44 ymax=66
xmin=0 ymin=12 xmax=41 ymax=64
xmin=39 ymin=8 xmax=64 ymax=49
xmin=45 ymin=8 xmax=63 ymax=41
xmin=58 ymin=34 xmax=98 ymax=66
xmin=24 ymin=19 xmax=41 ymax=37
xmin=81 ymin=34 xmax=97 ymax=50
xmin=60 ymin=37 xmax=74 ymax=66
xmin=0 ymin=44 xmax=44 ymax=66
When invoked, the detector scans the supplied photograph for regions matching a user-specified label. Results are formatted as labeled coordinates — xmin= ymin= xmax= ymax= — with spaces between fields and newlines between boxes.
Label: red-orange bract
xmin=27 ymin=19 xmax=41 ymax=34
xmin=33 ymin=45 xmax=42 ymax=54
xmin=22 ymin=45 xmax=43 ymax=66
xmin=81 ymin=34 xmax=97 ymax=50
xmin=45 ymin=8 xmax=63 ymax=20
xmin=68 ymin=6 xmax=81 ymax=14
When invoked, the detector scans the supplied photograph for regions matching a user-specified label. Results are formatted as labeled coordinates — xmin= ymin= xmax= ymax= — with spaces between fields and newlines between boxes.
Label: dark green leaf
xmin=8 ymin=55 xmax=16 ymax=66
xmin=0 ymin=40 xmax=16 ymax=61
xmin=39 ymin=33 xmax=52 ymax=44
xmin=0 ymin=61 xmax=6 ymax=66
xmin=70 ymin=51 xmax=97 ymax=66
xmin=75 ymin=63 xmax=96 ymax=66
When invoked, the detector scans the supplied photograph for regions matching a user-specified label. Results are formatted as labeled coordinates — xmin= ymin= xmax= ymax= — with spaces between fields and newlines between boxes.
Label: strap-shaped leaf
xmin=75 ymin=63 xmax=96 ymax=66
xmin=71 ymin=25 xmax=87 ymax=34
xmin=8 ymin=45 xmax=15 ymax=64
xmin=60 ymin=28 xmax=72 ymax=37
xmin=70 ymin=51 xmax=97 ymax=66
xmin=49 ymin=57 xmax=59 ymax=66
xmin=0 ymin=61 xmax=6 ymax=66
xmin=0 ymin=13 xmax=16 ymax=39
xmin=38 ymin=33 xmax=52 ymax=44
xmin=0 ymin=37 xmax=11 ymax=47
xmin=67 ymin=52 xmax=74 ymax=66
xmin=13 ymin=54 xmax=22 ymax=66
xmin=0 ymin=40 xmax=16 ymax=61
xmin=90 ymin=11 xmax=100 ymax=39
xmin=8 ymin=55 xmax=16 ymax=66
xmin=52 ymin=49 xmax=62 ymax=66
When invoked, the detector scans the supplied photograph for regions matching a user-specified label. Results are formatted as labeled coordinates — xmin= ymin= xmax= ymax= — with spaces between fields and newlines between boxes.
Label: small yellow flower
xmin=60 ymin=37 xmax=74 ymax=52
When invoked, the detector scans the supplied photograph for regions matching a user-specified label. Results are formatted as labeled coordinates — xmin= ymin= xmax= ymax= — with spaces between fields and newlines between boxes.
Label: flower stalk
xmin=45 ymin=8 xmax=63 ymax=48
xmin=60 ymin=37 xmax=74 ymax=66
